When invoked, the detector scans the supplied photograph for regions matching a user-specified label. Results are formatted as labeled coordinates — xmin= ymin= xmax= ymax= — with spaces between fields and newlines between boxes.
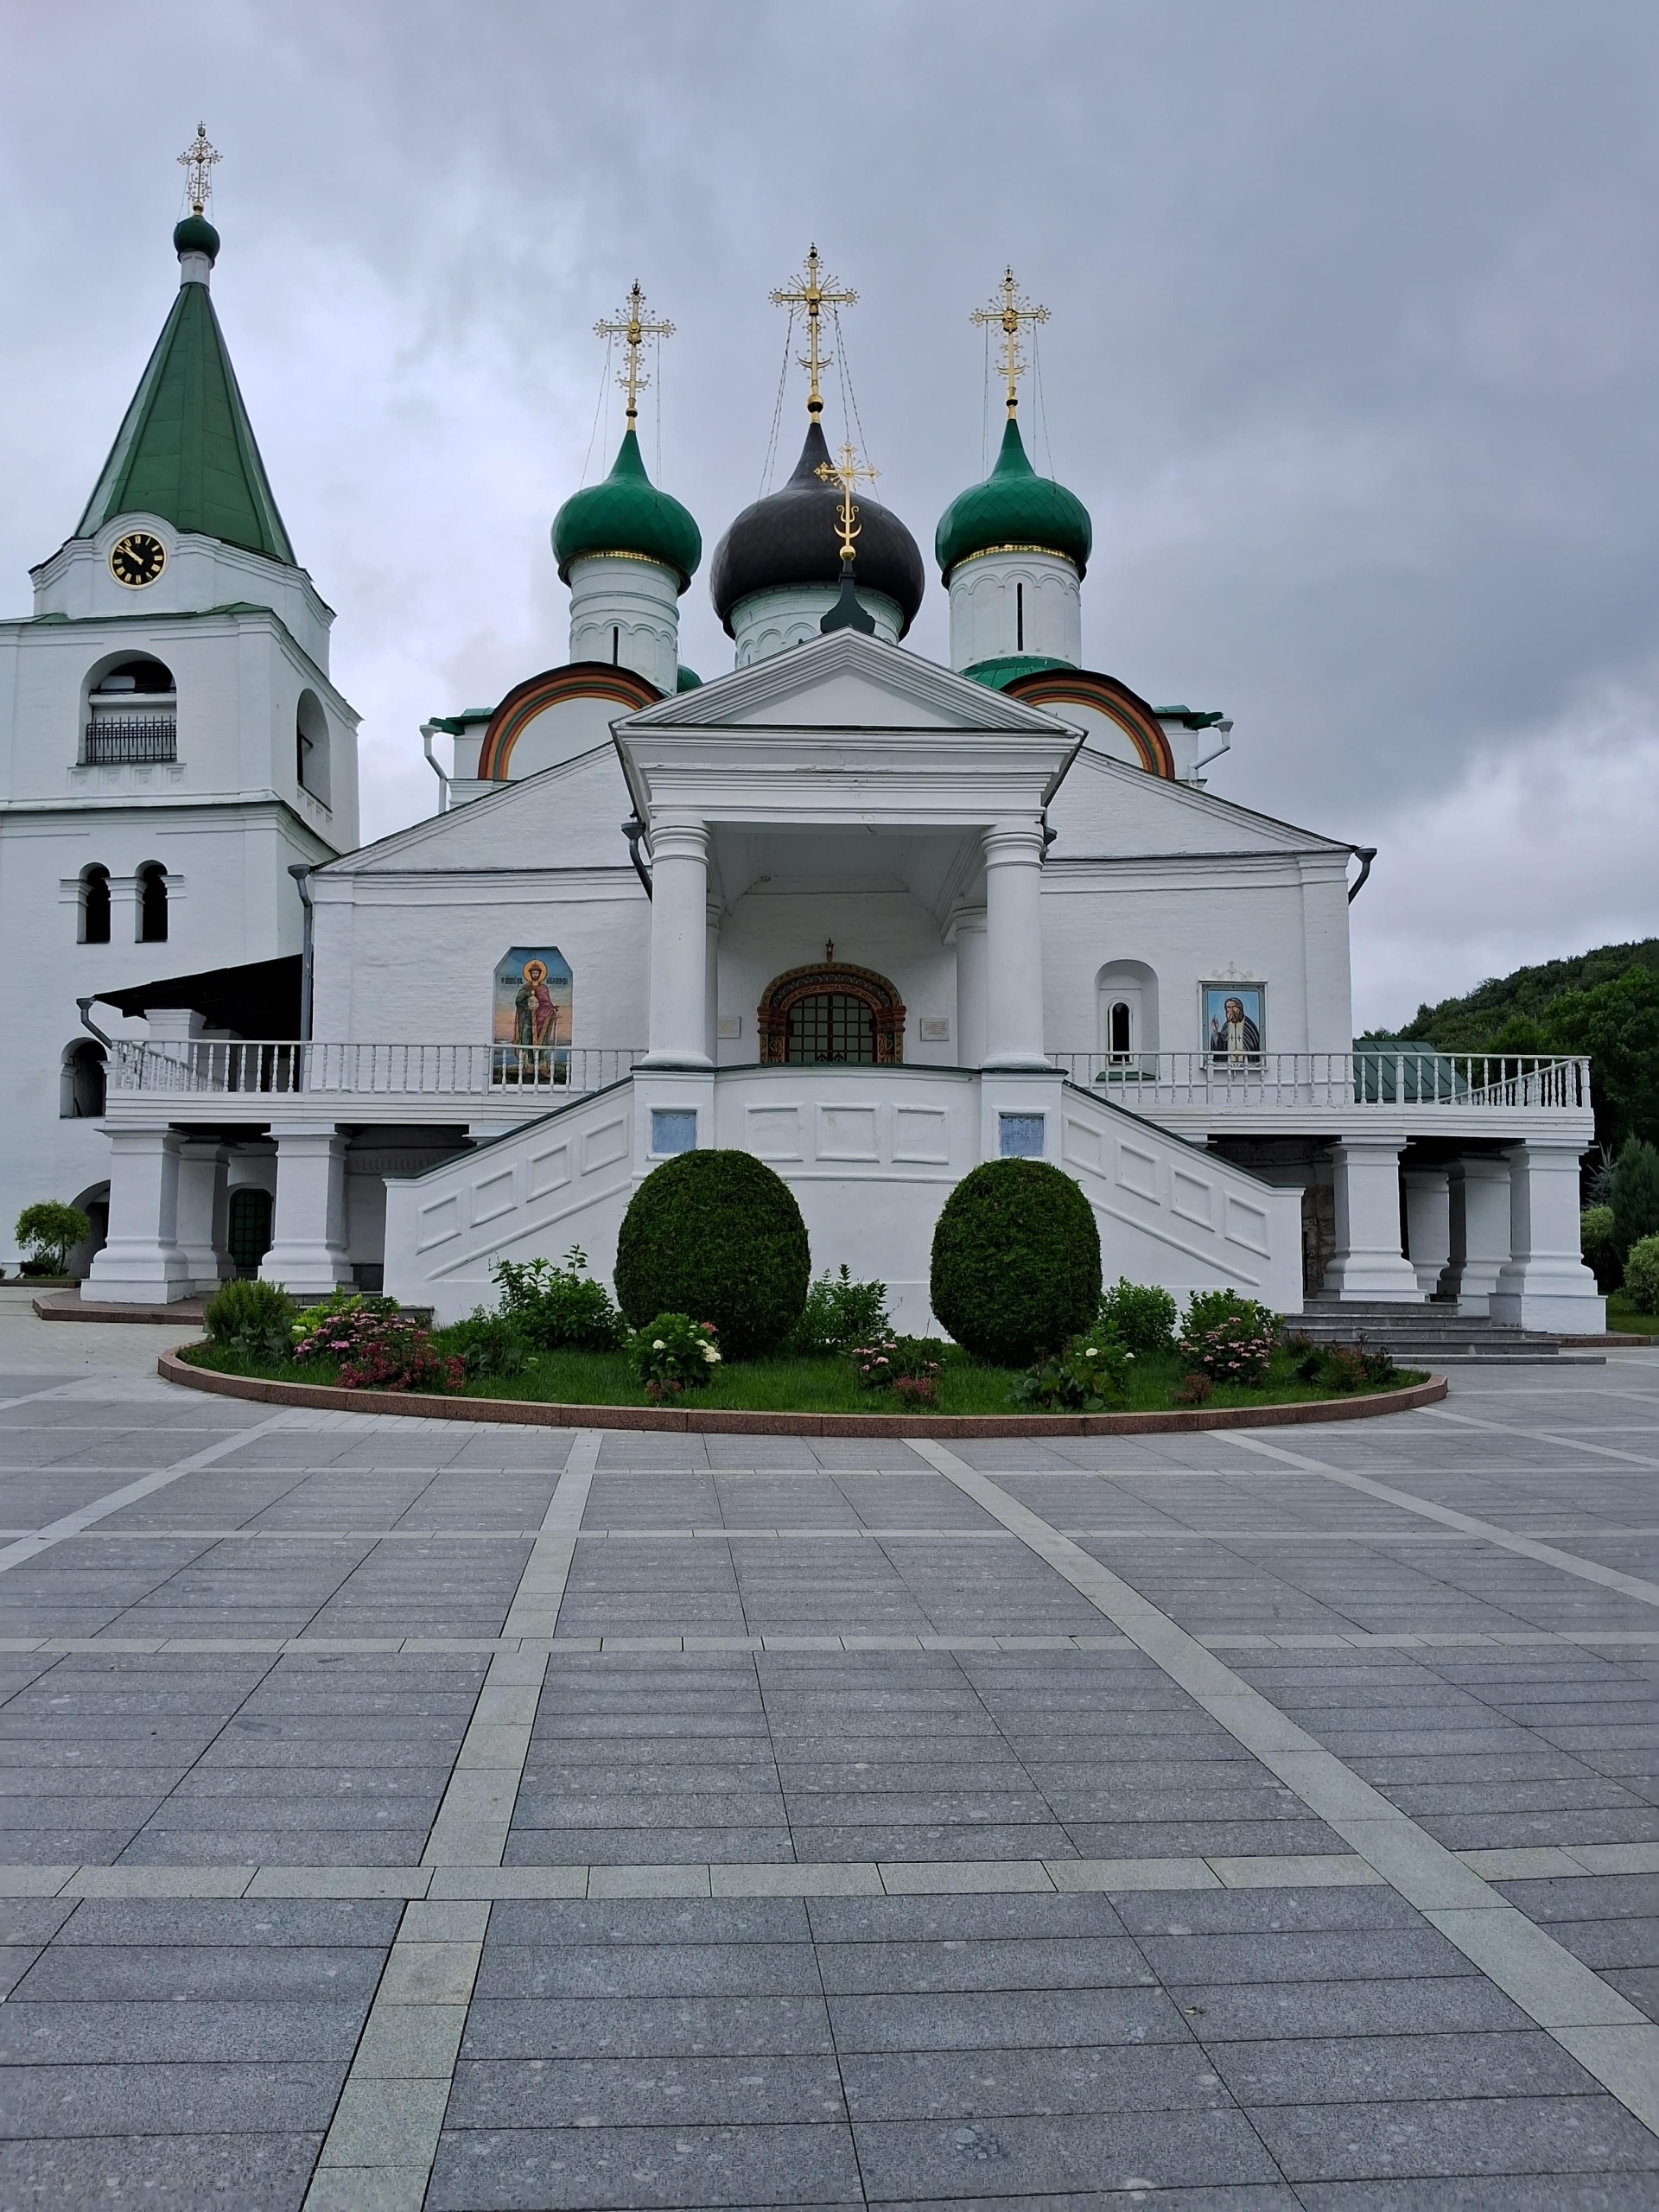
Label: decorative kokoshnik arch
xmin=758 ymin=961 xmax=906 ymax=1065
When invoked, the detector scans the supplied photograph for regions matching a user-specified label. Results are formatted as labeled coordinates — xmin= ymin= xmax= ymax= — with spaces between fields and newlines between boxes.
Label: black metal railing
xmin=83 ymin=715 xmax=177 ymax=765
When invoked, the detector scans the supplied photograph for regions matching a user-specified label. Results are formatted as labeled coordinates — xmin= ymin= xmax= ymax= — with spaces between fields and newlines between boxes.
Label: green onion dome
xmin=935 ymin=416 xmax=1091 ymax=583
xmin=552 ymin=427 xmax=702 ymax=594
xmin=172 ymin=213 xmax=221 ymax=263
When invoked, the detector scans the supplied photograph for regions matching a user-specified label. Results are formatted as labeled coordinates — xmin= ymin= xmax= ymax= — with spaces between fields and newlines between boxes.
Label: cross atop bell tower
xmin=971 ymin=266 xmax=1049 ymax=419
xmin=770 ymin=245 xmax=857 ymax=419
xmin=177 ymin=123 xmax=220 ymax=217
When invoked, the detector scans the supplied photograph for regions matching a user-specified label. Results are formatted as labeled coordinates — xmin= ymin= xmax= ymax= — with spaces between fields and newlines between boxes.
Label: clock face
xmin=108 ymin=531 xmax=168 ymax=588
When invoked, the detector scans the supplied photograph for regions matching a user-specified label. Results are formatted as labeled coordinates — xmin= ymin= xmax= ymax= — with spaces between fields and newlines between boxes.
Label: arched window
xmin=1095 ymin=959 xmax=1160 ymax=1078
xmin=60 ymin=1040 xmax=106 ymax=1119
xmin=758 ymin=960 xmax=906 ymax=1065
xmin=79 ymin=864 xmax=111 ymax=944
xmin=85 ymin=657 xmax=176 ymax=765
xmin=227 ymin=1187 xmax=273 ymax=1275
xmin=137 ymin=861 xmax=168 ymax=944
xmin=296 ymin=690 xmax=331 ymax=805
xmin=1109 ymin=1000 xmax=1132 ymax=1055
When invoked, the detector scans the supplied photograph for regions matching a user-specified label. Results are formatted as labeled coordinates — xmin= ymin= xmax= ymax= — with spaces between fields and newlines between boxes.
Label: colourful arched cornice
xmin=476 ymin=662 xmax=661 ymax=781
xmin=1001 ymin=666 xmax=1176 ymax=779
xmin=757 ymin=962 xmax=906 ymax=1065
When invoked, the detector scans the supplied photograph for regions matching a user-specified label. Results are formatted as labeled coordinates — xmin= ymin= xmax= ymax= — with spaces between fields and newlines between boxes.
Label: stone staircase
xmin=1291 ymin=1300 xmax=1604 ymax=1366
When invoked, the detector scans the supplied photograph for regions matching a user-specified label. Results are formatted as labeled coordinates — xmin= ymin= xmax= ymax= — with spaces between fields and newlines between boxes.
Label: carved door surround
xmin=757 ymin=961 xmax=906 ymax=1065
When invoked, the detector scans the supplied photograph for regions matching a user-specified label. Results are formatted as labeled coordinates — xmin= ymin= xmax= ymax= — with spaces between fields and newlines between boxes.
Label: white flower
xmin=652 ymin=1339 xmax=665 ymax=1351
xmin=1084 ymin=1346 xmax=1098 ymax=1358
xmin=702 ymin=1344 xmax=719 ymax=1363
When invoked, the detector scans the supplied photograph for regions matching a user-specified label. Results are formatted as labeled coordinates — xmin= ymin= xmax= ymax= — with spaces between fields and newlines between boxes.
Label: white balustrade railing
xmin=108 ymin=1040 xmax=644 ymax=1100
xmin=105 ymin=1040 xmax=1592 ymax=1119
xmin=1046 ymin=1050 xmax=1592 ymax=1111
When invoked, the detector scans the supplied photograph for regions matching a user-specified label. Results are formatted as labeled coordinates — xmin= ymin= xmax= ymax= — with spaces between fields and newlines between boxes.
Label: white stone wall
xmin=948 ymin=549 xmax=1082 ymax=671
xmin=729 ymin=585 xmax=903 ymax=666
xmin=566 ymin=554 xmax=680 ymax=696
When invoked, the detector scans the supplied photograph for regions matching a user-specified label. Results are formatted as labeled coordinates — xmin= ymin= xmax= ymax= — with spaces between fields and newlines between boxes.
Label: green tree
xmin=1611 ymin=1140 xmax=1659 ymax=1259
xmin=14 ymin=1202 xmax=92 ymax=1275
xmin=1538 ymin=970 xmax=1659 ymax=1153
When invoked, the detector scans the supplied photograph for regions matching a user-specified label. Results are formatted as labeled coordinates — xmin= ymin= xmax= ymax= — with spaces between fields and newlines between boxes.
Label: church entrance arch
xmin=758 ymin=959 xmax=906 ymax=1065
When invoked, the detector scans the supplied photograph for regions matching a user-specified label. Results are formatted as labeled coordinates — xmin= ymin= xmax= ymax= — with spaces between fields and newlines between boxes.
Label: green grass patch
xmin=1608 ymin=1295 xmax=1659 ymax=1337
xmin=179 ymin=1339 xmax=1428 ymax=1416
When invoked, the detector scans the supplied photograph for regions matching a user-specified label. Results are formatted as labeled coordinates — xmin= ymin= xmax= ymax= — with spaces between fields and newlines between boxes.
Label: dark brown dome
xmin=709 ymin=420 xmax=925 ymax=638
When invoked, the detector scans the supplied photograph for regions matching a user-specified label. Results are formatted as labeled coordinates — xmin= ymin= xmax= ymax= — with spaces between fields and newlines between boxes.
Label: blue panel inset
xmin=999 ymin=1112 xmax=1046 ymax=1160
xmin=651 ymin=1109 xmax=698 ymax=1156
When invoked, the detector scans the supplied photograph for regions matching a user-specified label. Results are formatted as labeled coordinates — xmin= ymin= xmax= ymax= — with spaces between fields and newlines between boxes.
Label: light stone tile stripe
xmin=906 ymin=1434 xmax=1659 ymax=2139
xmin=0 ymin=1412 xmax=299 ymax=1577
xmin=1418 ymin=1402 xmax=1659 ymax=1470
xmin=1221 ymin=1429 xmax=1659 ymax=1613
xmin=302 ymin=1433 xmax=601 ymax=2212
xmin=10 ymin=1843 xmax=1659 ymax=1907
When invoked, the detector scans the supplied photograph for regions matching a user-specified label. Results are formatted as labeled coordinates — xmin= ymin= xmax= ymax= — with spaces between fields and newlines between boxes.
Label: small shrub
xmin=1178 ymin=1312 xmax=1275 ymax=1388
xmin=851 ymin=1337 xmax=944 ymax=1408
xmin=790 ymin=1266 xmax=892 ymax=1355
xmin=203 ymin=1277 xmax=295 ymax=1360
xmin=1183 ymin=1288 xmax=1278 ymax=1341
xmin=1012 ymin=1332 xmax=1134 ymax=1413
xmin=616 ymin=1154 xmax=810 ymax=1359
xmin=290 ymin=1287 xmax=398 ymax=1354
xmin=493 ymin=1248 xmax=624 ymax=1351
xmin=1581 ymin=1205 xmax=1622 ymax=1293
xmin=14 ymin=1201 xmax=92 ymax=1275
xmin=931 ymin=1160 xmax=1102 ymax=1366
xmin=1611 ymin=1141 xmax=1659 ymax=1258
xmin=293 ymin=1306 xmax=460 ymax=1392
xmin=1624 ymin=1235 xmax=1659 ymax=1319
xmin=1096 ymin=1279 xmax=1177 ymax=1357
xmin=630 ymin=1313 xmax=721 ymax=1401
xmin=442 ymin=1309 xmax=533 ymax=1382
xmin=1171 ymin=1370 xmax=1214 ymax=1407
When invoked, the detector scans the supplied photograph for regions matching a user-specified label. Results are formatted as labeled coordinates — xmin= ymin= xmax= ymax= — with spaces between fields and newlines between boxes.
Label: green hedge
xmin=930 ymin=1158 xmax=1102 ymax=1364
xmin=614 ymin=1150 xmax=810 ymax=1358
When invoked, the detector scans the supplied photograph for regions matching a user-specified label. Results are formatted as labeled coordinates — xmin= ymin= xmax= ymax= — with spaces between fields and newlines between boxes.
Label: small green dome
xmin=173 ymin=213 xmax=221 ymax=263
xmin=935 ymin=416 xmax=1091 ymax=582
xmin=676 ymin=664 xmax=702 ymax=691
xmin=552 ymin=428 xmax=701 ymax=594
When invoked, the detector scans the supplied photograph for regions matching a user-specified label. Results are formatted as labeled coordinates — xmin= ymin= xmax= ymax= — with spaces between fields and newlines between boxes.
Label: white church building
xmin=3 ymin=207 xmax=1603 ymax=1333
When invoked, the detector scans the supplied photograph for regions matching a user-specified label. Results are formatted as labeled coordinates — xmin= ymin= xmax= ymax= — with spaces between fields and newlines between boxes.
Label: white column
xmin=175 ymin=1139 xmax=231 ymax=1294
xmin=954 ymin=908 xmax=988 ymax=1069
xmin=260 ymin=1126 xmax=353 ymax=1295
xmin=1323 ymin=1136 xmax=1422 ymax=1300
xmin=704 ymin=898 xmax=721 ymax=1065
xmin=86 ymin=1128 xmax=192 ymax=1303
xmin=639 ymin=815 xmax=711 ymax=1070
xmin=1491 ymin=1141 xmax=1605 ymax=1332
xmin=1401 ymin=1166 xmax=1452 ymax=1297
xmin=1443 ymin=1155 xmax=1511 ymax=1313
xmin=982 ymin=822 xmax=1049 ymax=1071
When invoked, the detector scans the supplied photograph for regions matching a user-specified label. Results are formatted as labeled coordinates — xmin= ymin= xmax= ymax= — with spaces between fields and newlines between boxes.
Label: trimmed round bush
xmin=930 ymin=1159 xmax=1102 ymax=1365
xmin=614 ymin=1151 xmax=810 ymax=1358
xmin=1624 ymin=1234 xmax=1659 ymax=1319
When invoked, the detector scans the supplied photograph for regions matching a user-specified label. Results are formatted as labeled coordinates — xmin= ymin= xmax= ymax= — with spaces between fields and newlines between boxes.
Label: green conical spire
xmin=76 ymin=220 xmax=296 ymax=565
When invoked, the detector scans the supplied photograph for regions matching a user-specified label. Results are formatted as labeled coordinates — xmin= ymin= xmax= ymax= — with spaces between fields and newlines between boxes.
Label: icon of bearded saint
xmin=514 ymin=959 xmax=559 ymax=1050
xmin=1211 ymin=995 xmax=1261 ymax=1062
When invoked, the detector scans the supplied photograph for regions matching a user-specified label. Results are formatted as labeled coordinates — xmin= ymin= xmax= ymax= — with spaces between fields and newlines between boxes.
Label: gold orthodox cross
xmin=770 ymin=245 xmax=856 ymax=418
xmin=593 ymin=282 xmax=676 ymax=428
xmin=814 ymin=439 xmax=878 ymax=563
xmin=971 ymin=267 xmax=1049 ymax=418
xmin=177 ymin=124 xmax=221 ymax=216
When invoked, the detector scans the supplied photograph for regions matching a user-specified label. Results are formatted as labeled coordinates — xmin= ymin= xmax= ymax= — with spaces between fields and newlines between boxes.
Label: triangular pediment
xmin=1048 ymin=745 xmax=1353 ymax=858
xmin=321 ymin=745 xmax=631 ymax=875
xmin=618 ymin=630 xmax=1081 ymax=738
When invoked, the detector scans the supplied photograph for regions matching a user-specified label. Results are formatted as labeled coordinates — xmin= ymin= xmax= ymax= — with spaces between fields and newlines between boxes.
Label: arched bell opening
xmin=757 ymin=960 xmax=906 ymax=1066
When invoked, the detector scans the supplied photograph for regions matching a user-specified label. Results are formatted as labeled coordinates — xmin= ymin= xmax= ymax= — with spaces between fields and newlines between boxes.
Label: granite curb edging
xmin=156 ymin=1346 xmax=1447 ymax=1437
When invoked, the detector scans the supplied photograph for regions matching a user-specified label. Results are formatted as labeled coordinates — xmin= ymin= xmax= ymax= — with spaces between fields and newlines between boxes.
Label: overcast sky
xmin=4 ymin=0 xmax=1656 ymax=1028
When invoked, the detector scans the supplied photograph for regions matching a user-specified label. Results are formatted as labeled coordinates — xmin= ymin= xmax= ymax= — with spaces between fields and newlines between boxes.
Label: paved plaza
xmin=1 ymin=1294 xmax=1657 ymax=2206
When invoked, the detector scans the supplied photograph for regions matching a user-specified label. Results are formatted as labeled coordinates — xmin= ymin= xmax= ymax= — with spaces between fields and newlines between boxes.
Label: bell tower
xmin=0 ymin=131 xmax=360 ymax=1268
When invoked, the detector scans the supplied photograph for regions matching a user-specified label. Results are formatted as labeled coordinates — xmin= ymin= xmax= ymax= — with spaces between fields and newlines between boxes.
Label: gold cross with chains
xmin=593 ymin=283 xmax=676 ymax=428
xmin=770 ymin=245 xmax=856 ymax=418
xmin=815 ymin=439 xmax=878 ymax=563
xmin=177 ymin=124 xmax=221 ymax=217
xmin=971 ymin=267 xmax=1049 ymax=418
